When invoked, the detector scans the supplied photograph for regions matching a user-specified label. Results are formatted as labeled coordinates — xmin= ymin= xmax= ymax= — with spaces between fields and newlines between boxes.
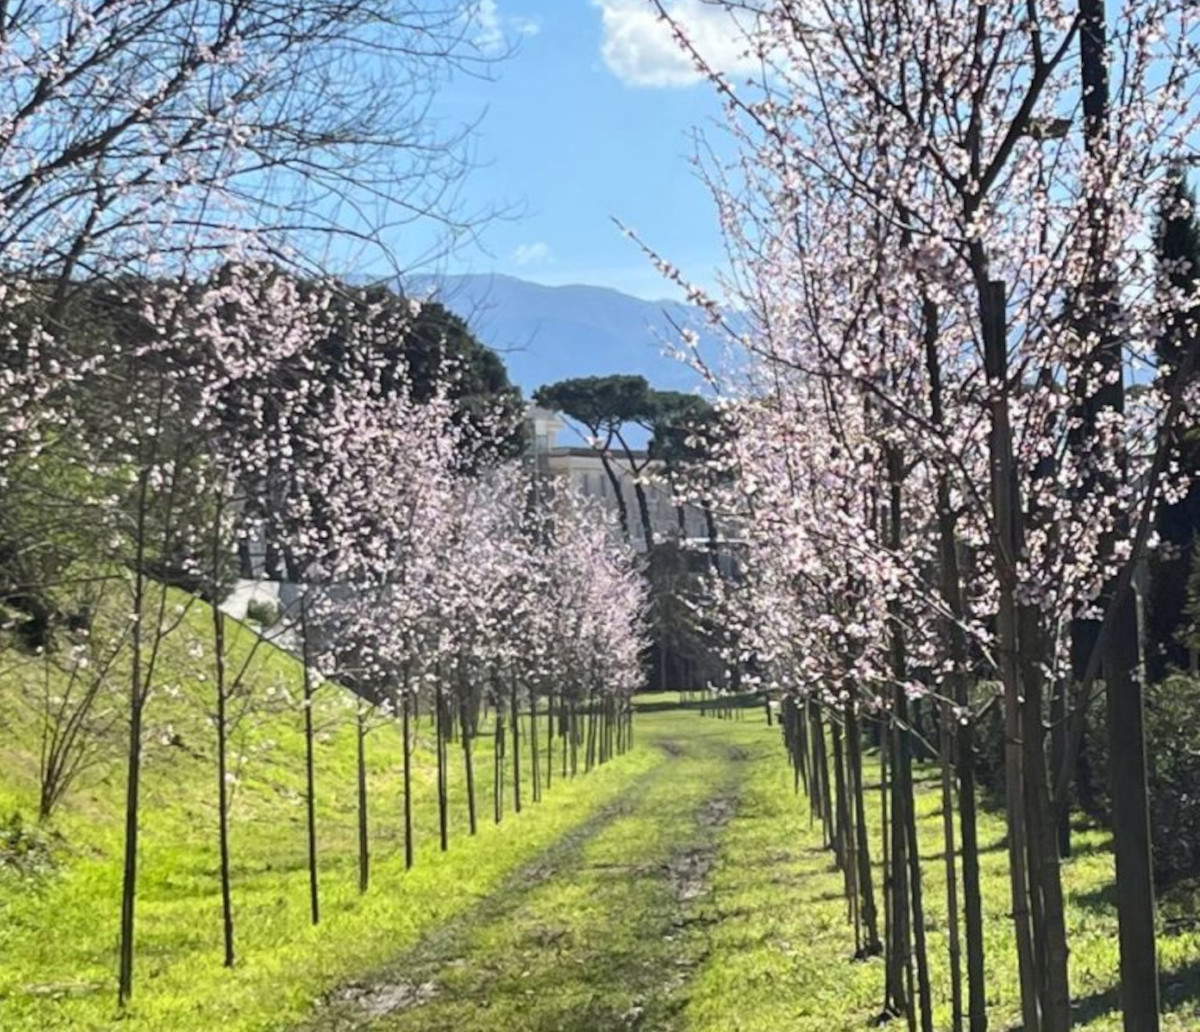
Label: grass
xmin=676 ymin=701 xmax=1200 ymax=1032
xmin=0 ymin=584 xmax=655 ymax=1031
xmin=302 ymin=717 xmax=751 ymax=1031
xmin=302 ymin=696 xmax=1200 ymax=1032
xmin=2 ymin=638 xmax=1198 ymax=1032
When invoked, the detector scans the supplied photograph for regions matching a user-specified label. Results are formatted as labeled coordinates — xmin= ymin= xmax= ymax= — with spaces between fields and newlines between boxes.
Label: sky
xmin=385 ymin=0 xmax=755 ymax=301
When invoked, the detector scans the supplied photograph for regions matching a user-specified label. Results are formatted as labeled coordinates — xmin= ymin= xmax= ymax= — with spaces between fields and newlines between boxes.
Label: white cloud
xmin=473 ymin=1 xmax=541 ymax=55
xmin=512 ymin=241 xmax=554 ymax=266
xmin=511 ymin=14 xmax=541 ymax=37
xmin=592 ymin=0 xmax=757 ymax=88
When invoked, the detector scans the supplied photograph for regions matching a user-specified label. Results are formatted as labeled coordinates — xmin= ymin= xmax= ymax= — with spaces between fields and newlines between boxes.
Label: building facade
xmin=526 ymin=406 xmax=711 ymax=552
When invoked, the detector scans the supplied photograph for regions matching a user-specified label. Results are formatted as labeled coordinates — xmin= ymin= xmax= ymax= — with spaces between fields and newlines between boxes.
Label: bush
xmin=1078 ymin=673 xmax=1200 ymax=887
xmin=0 ymin=812 xmax=59 ymax=878
xmin=246 ymin=598 xmax=281 ymax=627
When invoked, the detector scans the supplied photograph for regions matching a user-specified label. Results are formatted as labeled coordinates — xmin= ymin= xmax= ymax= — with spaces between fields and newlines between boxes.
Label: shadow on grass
xmin=1003 ymin=959 xmax=1200 ymax=1030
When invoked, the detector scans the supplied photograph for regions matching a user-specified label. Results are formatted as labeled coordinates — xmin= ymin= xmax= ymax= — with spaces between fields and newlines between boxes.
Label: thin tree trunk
xmin=301 ymin=599 xmax=320 ymax=925
xmin=845 ymin=695 xmax=881 ymax=956
xmin=214 ymin=606 xmax=235 ymax=965
xmin=981 ymin=277 xmax=1040 ymax=1032
xmin=1020 ymin=607 xmax=1071 ymax=1032
xmin=117 ymin=469 xmax=151 ymax=1008
xmin=923 ymin=289 xmax=988 ymax=1030
xmin=436 ymin=682 xmax=448 ymax=851
xmin=356 ymin=707 xmax=370 ymax=892
xmin=546 ymin=692 xmax=554 ymax=792
xmin=571 ymin=701 xmax=579 ymax=777
xmin=494 ymin=704 xmax=505 ymax=823
xmin=530 ymin=690 xmax=541 ymax=802
xmin=883 ymin=719 xmax=910 ymax=1023
xmin=461 ymin=697 xmax=477 ymax=836
xmin=887 ymin=446 xmax=933 ymax=1032
xmin=1050 ymin=679 xmax=1071 ymax=858
xmin=403 ymin=691 xmax=413 ymax=869
xmin=830 ymin=716 xmax=857 ymax=929
xmin=939 ymin=702 xmax=963 ymax=1032
xmin=597 ymin=447 xmax=631 ymax=540
xmin=510 ymin=677 xmax=522 ymax=813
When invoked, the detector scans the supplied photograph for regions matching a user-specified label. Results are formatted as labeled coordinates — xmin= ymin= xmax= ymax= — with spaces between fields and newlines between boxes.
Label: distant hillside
xmin=404 ymin=273 xmax=724 ymax=399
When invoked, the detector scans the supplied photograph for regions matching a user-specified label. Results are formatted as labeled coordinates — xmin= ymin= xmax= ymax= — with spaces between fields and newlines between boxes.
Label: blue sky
xmin=383 ymin=1 xmax=752 ymax=301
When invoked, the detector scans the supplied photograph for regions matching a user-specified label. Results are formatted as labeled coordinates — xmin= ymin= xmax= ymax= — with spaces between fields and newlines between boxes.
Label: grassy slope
xmin=0 ymin=586 xmax=655 ymax=1031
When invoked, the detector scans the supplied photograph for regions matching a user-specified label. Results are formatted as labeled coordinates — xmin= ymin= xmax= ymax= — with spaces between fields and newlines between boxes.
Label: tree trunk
xmin=510 ymin=676 xmax=522 ymax=813
xmin=845 ymin=696 xmax=881 ymax=956
xmin=436 ymin=681 xmax=448 ymax=851
xmin=939 ymin=703 xmax=963 ymax=1032
xmin=1019 ymin=607 xmax=1071 ymax=1032
xmin=1077 ymin=3 xmax=1160 ymax=1026
xmin=887 ymin=446 xmax=933 ymax=1032
xmin=530 ymin=689 xmax=541 ymax=802
xmin=598 ymin=450 xmax=631 ymax=540
xmin=1050 ymin=679 xmax=1072 ymax=858
xmin=301 ymin=599 xmax=320 ymax=925
xmin=830 ymin=716 xmax=857 ymax=935
xmin=461 ymin=697 xmax=477 ymax=836
xmin=546 ymin=692 xmax=554 ymax=792
xmin=117 ymin=473 xmax=151 ymax=1008
xmin=1105 ymin=596 xmax=1159 ymax=1031
xmin=356 ymin=707 xmax=370 ymax=892
xmin=883 ymin=720 xmax=910 ymax=1023
xmin=403 ymin=691 xmax=414 ymax=869
xmin=981 ymin=277 xmax=1041 ymax=1032
xmin=494 ymin=704 xmax=505 ymax=824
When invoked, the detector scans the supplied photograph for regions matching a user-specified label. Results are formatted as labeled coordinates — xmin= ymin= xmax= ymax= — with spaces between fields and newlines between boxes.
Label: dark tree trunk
xmin=1050 ymin=679 xmax=1072 ymax=858
xmin=598 ymin=450 xmax=631 ymax=540
xmin=939 ymin=703 xmax=963 ymax=1032
xmin=510 ymin=676 xmax=522 ymax=813
xmin=436 ymin=682 xmax=448 ymax=851
xmin=887 ymin=446 xmax=932 ymax=1032
xmin=546 ymin=692 xmax=554 ymax=792
xmin=460 ymin=697 xmax=477 ymax=836
xmin=494 ymin=704 xmax=505 ymax=824
xmin=117 ymin=470 xmax=152 ymax=1008
xmin=1019 ymin=608 xmax=1071 ymax=1032
xmin=530 ymin=689 xmax=541 ymax=802
xmin=402 ymin=691 xmax=413 ymax=869
xmin=845 ymin=696 xmax=881 ymax=956
xmin=301 ymin=600 xmax=320 ymax=925
xmin=1077 ymin=4 xmax=1160 ymax=1027
xmin=356 ymin=707 xmax=370 ymax=892
xmin=830 ymin=716 xmax=857 ymax=934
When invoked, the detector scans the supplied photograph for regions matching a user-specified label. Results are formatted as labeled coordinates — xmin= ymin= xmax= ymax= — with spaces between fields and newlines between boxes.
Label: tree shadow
xmin=1071 ymin=881 xmax=1117 ymax=916
xmin=1004 ymin=959 xmax=1200 ymax=1030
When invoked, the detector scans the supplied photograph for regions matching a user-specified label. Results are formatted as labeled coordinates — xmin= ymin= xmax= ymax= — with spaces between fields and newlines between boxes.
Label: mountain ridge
xmin=402 ymin=272 xmax=719 ymax=397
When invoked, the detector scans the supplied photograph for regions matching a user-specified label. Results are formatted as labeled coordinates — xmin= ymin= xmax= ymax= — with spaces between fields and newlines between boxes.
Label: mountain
xmin=404 ymin=273 xmax=722 ymax=398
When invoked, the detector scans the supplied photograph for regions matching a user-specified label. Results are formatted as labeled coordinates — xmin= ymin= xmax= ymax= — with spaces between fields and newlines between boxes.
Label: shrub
xmin=1079 ymin=673 xmax=1200 ymax=887
xmin=246 ymin=599 xmax=281 ymax=628
xmin=0 ymin=812 xmax=60 ymax=878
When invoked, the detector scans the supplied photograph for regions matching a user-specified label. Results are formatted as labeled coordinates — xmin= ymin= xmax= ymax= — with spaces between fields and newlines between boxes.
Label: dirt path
xmin=297 ymin=725 xmax=757 ymax=1032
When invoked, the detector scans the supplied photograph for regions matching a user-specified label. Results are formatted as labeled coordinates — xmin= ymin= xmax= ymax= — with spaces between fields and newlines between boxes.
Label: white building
xmin=526 ymin=406 xmax=712 ymax=553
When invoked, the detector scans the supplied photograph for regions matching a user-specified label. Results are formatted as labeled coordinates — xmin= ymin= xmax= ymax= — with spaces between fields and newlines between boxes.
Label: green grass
xmin=0 ymin=585 xmax=656 ymax=1031
xmin=3 ymin=648 xmax=1198 ymax=1031
xmin=302 ymin=697 xmax=1200 ymax=1032
xmin=302 ymin=716 xmax=750 ymax=1031
xmin=677 ymin=705 xmax=1200 ymax=1032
